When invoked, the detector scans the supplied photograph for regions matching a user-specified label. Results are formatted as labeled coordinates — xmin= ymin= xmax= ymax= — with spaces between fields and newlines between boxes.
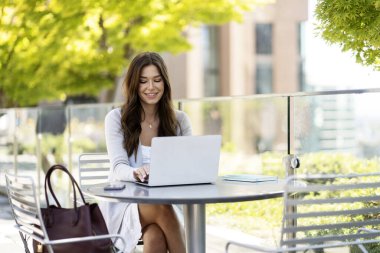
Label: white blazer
xmin=100 ymin=108 xmax=192 ymax=252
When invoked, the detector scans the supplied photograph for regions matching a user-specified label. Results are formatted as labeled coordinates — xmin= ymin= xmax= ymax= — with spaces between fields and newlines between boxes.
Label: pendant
xmin=149 ymin=124 xmax=152 ymax=129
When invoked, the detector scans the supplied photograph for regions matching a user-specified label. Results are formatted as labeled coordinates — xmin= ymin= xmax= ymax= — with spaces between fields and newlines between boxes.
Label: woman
xmin=102 ymin=52 xmax=191 ymax=253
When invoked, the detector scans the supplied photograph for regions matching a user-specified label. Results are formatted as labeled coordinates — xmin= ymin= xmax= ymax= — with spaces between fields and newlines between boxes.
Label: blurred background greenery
xmin=0 ymin=0 xmax=258 ymax=107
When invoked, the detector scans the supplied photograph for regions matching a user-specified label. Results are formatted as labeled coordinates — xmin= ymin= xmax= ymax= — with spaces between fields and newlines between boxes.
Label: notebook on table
xmin=222 ymin=174 xmax=278 ymax=183
xmin=136 ymin=135 xmax=222 ymax=187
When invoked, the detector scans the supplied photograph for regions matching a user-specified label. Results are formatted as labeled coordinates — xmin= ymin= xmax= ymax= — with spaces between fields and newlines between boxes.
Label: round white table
xmin=83 ymin=178 xmax=284 ymax=253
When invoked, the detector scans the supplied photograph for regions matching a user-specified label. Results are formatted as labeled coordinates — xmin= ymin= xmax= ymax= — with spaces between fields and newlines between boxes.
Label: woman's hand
xmin=133 ymin=165 xmax=150 ymax=182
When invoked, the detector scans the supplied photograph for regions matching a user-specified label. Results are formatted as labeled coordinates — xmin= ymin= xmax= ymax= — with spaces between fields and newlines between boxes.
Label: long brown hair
xmin=121 ymin=52 xmax=177 ymax=159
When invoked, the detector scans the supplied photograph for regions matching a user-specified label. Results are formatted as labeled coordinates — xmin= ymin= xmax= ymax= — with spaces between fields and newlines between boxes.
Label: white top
xmin=100 ymin=108 xmax=192 ymax=252
xmin=141 ymin=145 xmax=151 ymax=165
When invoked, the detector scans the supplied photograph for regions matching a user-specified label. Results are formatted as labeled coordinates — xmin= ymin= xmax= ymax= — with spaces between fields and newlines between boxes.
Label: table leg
xmin=183 ymin=203 xmax=206 ymax=253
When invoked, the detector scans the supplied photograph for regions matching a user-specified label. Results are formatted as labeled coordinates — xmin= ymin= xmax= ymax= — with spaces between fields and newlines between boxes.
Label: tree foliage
xmin=0 ymin=0 xmax=265 ymax=107
xmin=315 ymin=0 xmax=380 ymax=70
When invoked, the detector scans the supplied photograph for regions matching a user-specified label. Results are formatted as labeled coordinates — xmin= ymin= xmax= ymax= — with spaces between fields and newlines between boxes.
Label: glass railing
xmin=1 ymin=88 xmax=380 ymax=238
xmin=0 ymin=107 xmax=39 ymax=190
xmin=179 ymin=95 xmax=288 ymax=176
xmin=2 ymin=89 xmax=380 ymax=185
xmin=293 ymin=89 xmax=380 ymax=177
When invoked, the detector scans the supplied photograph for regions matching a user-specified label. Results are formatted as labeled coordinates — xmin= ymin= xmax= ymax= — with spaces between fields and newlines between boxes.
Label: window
xmin=297 ymin=22 xmax=305 ymax=56
xmin=255 ymin=23 xmax=273 ymax=93
xmin=298 ymin=22 xmax=306 ymax=91
xmin=298 ymin=61 xmax=306 ymax=91
xmin=256 ymin=63 xmax=273 ymax=94
xmin=201 ymin=26 xmax=219 ymax=97
xmin=255 ymin=24 xmax=272 ymax=55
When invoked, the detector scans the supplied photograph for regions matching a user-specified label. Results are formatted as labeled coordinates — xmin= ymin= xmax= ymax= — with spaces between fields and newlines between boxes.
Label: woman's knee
xmin=138 ymin=204 xmax=177 ymax=226
xmin=143 ymin=224 xmax=167 ymax=250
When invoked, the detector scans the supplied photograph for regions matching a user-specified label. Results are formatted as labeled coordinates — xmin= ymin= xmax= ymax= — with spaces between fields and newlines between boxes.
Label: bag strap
xmin=45 ymin=164 xmax=87 ymax=205
xmin=57 ymin=165 xmax=87 ymax=204
xmin=44 ymin=164 xmax=88 ymax=224
xmin=44 ymin=165 xmax=63 ymax=207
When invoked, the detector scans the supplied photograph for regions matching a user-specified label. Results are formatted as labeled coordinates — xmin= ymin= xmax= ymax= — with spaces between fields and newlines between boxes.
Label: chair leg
xmin=357 ymin=244 xmax=369 ymax=253
xmin=18 ymin=232 xmax=31 ymax=253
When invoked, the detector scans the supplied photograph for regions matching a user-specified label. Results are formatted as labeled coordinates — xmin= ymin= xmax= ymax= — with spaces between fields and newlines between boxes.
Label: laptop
xmin=136 ymin=135 xmax=222 ymax=187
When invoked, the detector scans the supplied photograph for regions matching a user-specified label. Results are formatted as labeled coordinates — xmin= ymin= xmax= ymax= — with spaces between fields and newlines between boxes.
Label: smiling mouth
xmin=144 ymin=93 xmax=159 ymax=99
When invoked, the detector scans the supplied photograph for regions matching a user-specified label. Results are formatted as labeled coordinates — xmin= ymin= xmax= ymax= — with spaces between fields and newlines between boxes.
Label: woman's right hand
xmin=133 ymin=165 xmax=150 ymax=182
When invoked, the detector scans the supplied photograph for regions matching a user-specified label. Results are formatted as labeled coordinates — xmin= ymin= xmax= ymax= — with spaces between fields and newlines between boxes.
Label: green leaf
xmin=315 ymin=0 xmax=380 ymax=70
xmin=0 ymin=0 xmax=267 ymax=107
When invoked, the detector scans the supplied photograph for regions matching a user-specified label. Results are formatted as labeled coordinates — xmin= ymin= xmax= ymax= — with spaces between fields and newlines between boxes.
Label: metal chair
xmin=5 ymin=172 xmax=126 ymax=253
xmin=226 ymin=172 xmax=380 ymax=253
xmin=78 ymin=153 xmax=111 ymax=189
xmin=78 ymin=153 xmax=144 ymax=247
xmin=77 ymin=153 xmax=111 ymax=204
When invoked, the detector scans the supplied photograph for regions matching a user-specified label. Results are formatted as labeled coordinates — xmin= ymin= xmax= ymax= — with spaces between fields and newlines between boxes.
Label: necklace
xmin=145 ymin=119 xmax=156 ymax=129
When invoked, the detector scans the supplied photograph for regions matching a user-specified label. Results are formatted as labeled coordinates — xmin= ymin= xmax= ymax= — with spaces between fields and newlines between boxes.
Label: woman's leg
xmin=142 ymin=224 xmax=167 ymax=253
xmin=138 ymin=204 xmax=186 ymax=253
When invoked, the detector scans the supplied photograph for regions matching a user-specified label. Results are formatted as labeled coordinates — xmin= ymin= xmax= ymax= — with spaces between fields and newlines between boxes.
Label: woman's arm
xmin=177 ymin=111 xmax=192 ymax=136
xmin=105 ymin=109 xmax=135 ymax=181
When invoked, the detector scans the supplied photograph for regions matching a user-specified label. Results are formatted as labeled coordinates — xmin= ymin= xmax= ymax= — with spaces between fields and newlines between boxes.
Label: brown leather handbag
xmin=33 ymin=164 xmax=114 ymax=253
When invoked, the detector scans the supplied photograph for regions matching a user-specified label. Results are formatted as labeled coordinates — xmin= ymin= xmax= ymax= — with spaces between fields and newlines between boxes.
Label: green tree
xmin=315 ymin=0 xmax=380 ymax=70
xmin=0 ymin=0 xmax=267 ymax=107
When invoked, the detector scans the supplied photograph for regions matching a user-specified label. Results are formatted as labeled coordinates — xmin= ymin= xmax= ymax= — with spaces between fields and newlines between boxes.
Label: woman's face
xmin=138 ymin=64 xmax=165 ymax=108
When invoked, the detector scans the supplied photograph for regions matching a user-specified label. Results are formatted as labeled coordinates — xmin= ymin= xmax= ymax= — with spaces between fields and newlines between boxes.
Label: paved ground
xmin=0 ymin=193 xmax=25 ymax=253
xmin=0 ymin=192 xmax=265 ymax=253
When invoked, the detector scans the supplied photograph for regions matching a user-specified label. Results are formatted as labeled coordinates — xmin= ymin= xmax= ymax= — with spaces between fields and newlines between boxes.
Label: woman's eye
xmin=140 ymin=80 xmax=147 ymax=84
xmin=154 ymin=79 xmax=162 ymax=82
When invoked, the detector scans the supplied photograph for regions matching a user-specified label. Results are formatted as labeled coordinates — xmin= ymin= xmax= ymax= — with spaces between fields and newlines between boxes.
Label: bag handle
xmin=45 ymin=164 xmax=87 ymax=206
xmin=44 ymin=164 xmax=87 ymax=224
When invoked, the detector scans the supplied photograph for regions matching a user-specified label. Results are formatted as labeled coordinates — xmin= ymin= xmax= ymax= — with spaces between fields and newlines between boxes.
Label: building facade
xmin=163 ymin=0 xmax=308 ymax=100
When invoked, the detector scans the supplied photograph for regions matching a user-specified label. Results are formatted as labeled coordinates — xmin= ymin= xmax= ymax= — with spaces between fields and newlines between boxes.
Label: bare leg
xmin=139 ymin=204 xmax=186 ymax=253
xmin=142 ymin=224 xmax=167 ymax=253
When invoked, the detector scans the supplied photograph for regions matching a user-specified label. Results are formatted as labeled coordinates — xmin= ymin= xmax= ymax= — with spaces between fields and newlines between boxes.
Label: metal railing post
xmin=178 ymin=101 xmax=183 ymax=111
xmin=283 ymin=95 xmax=299 ymax=252
xmin=13 ymin=109 xmax=18 ymax=175
xmin=36 ymin=107 xmax=42 ymax=193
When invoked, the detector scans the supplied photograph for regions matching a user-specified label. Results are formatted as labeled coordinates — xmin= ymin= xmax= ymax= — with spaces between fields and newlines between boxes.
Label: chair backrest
xmin=280 ymin=172 xmax=380 ymax=251
xmin=5 ymin=173 xmax=50 ymax=244
xmin=78 ymin=153 xmax=110 ymax=188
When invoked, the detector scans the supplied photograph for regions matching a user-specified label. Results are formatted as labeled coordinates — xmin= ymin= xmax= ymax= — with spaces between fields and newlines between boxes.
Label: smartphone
xmin=104 ymin=183 xmax=126 ymax=191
